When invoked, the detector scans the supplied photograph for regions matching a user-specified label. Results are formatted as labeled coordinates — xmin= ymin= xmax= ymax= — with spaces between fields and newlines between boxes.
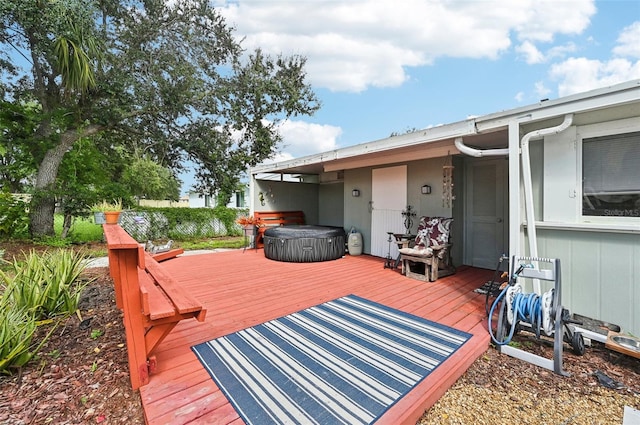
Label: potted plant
xmin=91 ymin=199 xmax=123 ymax=225
xmin=235 ymin=216 xmax=264 ymax=248
xmin=91 ymin=204 xmax=106 ymax=224
xmin=236 ymin=215 xmax=264 ymax=233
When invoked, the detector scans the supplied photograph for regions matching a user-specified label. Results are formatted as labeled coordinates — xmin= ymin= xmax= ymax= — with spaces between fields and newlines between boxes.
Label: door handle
xmin=497 ymin=218 xmax=503 ymax=223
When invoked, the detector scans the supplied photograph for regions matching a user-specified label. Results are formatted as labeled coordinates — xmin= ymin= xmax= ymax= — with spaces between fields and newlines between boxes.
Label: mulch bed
xmin=0 ymin=268 xmax=145 ymax=425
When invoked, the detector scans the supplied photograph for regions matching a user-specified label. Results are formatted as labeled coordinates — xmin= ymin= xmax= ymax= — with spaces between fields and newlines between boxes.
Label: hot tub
xmin=263 ymin=225 xmax=346 ymax=262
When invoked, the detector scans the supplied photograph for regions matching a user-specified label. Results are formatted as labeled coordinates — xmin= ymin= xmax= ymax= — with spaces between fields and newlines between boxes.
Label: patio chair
xmin=399 ymin=216 xmax=455 ymax=282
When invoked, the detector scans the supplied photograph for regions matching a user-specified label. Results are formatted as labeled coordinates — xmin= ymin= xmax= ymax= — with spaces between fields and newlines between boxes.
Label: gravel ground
xmin=419 ymin=334 xmax=640 ymax=425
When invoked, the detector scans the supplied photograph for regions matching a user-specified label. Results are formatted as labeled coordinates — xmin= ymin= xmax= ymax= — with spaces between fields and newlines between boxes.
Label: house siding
xmin=527 ymin=118 xmax=640 ymax=335
xmin=343 ymin=157 xmax=458 ymax=256
xmin=250 ymin=80 xmax=640 ymax=336
xmin=536 ymin=229 xmax=640 ymax=336
xmin=344 ymin=168 xmax=372 ymax=253
xmin=253 ymin=180 xmax=320 ymax=225
xmin=319 ymin=182 xmax=344 ymax=226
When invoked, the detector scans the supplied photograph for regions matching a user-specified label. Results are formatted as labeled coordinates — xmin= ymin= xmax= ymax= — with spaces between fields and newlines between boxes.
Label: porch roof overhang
xmin=251 ymin=79 xmax=640 ymax=177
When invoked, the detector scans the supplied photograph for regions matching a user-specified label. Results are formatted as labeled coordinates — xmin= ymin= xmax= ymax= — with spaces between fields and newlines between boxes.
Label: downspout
xmin=520 ymin=113 xmax=573 ymax=294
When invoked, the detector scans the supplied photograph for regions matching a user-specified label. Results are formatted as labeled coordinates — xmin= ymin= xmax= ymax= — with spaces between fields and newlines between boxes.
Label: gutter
xmin=454 ymin=137 xmax=509 ymax=157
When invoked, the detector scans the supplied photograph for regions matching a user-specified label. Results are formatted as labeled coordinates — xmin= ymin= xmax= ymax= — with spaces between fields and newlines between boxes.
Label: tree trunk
xmin=29 ymin=125 xmax=102 ymax=238
xmin=29 ymin=146 xmax=68 ymax=237
xmin=61 ymin=213 xmax=73 ymax=239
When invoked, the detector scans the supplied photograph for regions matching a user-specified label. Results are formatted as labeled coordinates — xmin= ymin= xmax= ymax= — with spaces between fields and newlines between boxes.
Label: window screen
xmin=582 ymin=131 xmax=640 ymax=217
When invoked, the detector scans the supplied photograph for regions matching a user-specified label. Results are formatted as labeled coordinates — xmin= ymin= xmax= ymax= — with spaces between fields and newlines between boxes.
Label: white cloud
xmin=534 ymin=81 xmax=551 ymax=98
xmin=513 ymin=1 xmax=595 ymax=42
xmin=546 ymin=42 xmax=577 ymax=60
xmin=516 ymin=41 xmax=545 ymax=64
xmin=613 ymin=21 xmax=640 ymax=59
xmin=272 ymin=120 xmax=342 ymax=159
xmin=227 ymin=118 xmax=341 ymax=163
xmin=549 ymin=57 xmax=640 ymax=96
xmin=515 ymin=91 xmax=525 ymax=102
xmin=546 ymin=20 xmax=640 ymax=97
xmin=217 ymin=0 xmax=596 ymax=92
xmin=517 ymin=41 xmax=577 ymax=64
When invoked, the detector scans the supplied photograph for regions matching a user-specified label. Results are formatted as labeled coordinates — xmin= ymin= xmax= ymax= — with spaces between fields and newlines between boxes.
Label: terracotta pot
xmin=104 ymin=211 xmax=121 ymax=224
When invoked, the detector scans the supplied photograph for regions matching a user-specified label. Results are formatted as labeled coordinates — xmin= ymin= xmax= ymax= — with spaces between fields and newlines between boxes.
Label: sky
xmin=194 ymin=0 xmax=639 ymax=183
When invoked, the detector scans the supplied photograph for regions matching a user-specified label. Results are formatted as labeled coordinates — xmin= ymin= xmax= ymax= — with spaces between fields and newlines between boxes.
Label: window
xmin=582 ymin=131 xmax=640 ymax=217
xmin=235 ymin=191 xmax=245 ymax=208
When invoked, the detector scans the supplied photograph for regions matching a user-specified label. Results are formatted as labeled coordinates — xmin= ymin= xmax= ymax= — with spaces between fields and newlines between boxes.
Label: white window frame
xmin=577 ymin=117 xmax=640 ymax=225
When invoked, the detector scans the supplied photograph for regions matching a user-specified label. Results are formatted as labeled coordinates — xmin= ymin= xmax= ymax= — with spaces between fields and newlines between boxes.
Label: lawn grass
xmin=11 ymin=215 xmax=245 ymax=254
xmin=54 ymin=215 xmax=104 ymax=243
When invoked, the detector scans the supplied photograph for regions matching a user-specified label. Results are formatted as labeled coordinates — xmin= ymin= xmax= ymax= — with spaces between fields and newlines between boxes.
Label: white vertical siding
xmin=371 ymin=209 xmax=405 ymax=258
xmin=371 ymin=166 xmax=407 ymax=258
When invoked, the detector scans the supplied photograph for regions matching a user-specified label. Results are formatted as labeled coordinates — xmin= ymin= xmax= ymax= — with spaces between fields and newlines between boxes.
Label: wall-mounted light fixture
xmin=421 ymin=184 xmax=431 ymax=195
xmin=352 ymin=189 xmax=360 ymax=197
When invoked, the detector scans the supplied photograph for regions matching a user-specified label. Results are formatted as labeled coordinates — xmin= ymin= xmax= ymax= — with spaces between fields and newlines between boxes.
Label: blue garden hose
xmin=488 ymin=284 xmax=512 ymax=345
xmin=512 ymin=292 xmax=544 ymax=339
xmin=488 ymin=265 xmax=546 ymax=345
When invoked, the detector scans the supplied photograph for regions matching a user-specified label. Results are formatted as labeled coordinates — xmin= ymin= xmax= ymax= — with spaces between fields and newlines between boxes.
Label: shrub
xmin=0 ymin=306 xmax=39 ymax=374
xmin=0 ymin=249 xmax=92 ymax=319
xmin=120 ymin=206 xmax=247 ymax=241
xmin=0 ymin=249 xmax=91 ymax=374
xmin=0 ymin=191 xmax=29 ymax=239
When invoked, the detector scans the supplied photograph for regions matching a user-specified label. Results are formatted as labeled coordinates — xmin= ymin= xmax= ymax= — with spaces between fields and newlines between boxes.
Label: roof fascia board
xmin=251 ymin=151 xmax=338 ymax=174
xmin=252 ymin=119 xmax=476 ymax=175
xmin=332 ymin=119 xmax=475 ymax=158
xmin=323 ymin=140 xmax=457 ymax=172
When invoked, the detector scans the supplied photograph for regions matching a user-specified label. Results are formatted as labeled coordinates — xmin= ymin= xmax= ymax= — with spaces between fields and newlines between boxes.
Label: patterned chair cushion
xmin=398 ymin=246 xmax=433 ymax=257
xmin=414 ymin=216 xmax=453 ymax=249
xmin=399 ymin=216 xmax=453 ymax=257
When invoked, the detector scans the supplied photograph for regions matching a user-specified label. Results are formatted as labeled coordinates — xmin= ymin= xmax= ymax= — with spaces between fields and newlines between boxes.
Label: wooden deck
xmin=137 ymin=250 xmax=495 ymax=424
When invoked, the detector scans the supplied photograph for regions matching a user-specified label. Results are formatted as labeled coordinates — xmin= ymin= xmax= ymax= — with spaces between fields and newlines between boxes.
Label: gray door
xmin=465 ymin=158 xmax=507 ymax=269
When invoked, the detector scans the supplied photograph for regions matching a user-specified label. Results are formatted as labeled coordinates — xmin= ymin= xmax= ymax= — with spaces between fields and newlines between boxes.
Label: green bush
xmin=0 ymin=191 xmax=29 ymax=239
xmin=122 ymin=206 xmax=247 ymax=241
xmin=0 ymin=248 xmax=90 ymax=373
xmin=0 ymin=249 xmax=92 ymax=319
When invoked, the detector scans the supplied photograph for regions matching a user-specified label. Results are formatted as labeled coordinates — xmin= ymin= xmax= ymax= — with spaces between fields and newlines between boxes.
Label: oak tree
xmin=0 ymin=0 xmax=319 ymax=237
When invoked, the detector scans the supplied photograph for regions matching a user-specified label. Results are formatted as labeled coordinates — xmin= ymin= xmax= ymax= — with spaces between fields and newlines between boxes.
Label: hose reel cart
xmin=489 ymin=256 xmax=585 ymax=376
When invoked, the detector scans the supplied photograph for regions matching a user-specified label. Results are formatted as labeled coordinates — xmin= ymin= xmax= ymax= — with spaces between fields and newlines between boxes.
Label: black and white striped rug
xmin=192 ymin=295 xmax=471 ymax=425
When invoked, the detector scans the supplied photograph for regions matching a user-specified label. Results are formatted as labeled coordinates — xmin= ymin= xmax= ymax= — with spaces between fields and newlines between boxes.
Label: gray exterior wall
xmin=343 ymin=157 xmax=458 ymax=256
xmin=249 ymin=82 xmax=640 ymax=336
xmin=319 ymin=182 xmax=344 ymax=226
xmin=536 ymin=229 xmax=640 ymax=336
xmin=253 ymin=180 xmax=319 ymax=225
xmin=522 ymin=118 xmax=640 ymax=335
xmin=344 ymin=168 xmax=372 ymax=252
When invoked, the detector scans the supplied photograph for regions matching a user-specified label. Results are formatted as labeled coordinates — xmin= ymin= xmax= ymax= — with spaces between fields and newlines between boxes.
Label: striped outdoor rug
xmin=192 ymin=295 xmax=471 ymax=425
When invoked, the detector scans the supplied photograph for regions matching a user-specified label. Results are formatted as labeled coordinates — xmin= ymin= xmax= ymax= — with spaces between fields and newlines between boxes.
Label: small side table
xmin=393 ymin=233 xmax=415 ymax=269
xmin=242 ymin=225 xmax=256 ymax=252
